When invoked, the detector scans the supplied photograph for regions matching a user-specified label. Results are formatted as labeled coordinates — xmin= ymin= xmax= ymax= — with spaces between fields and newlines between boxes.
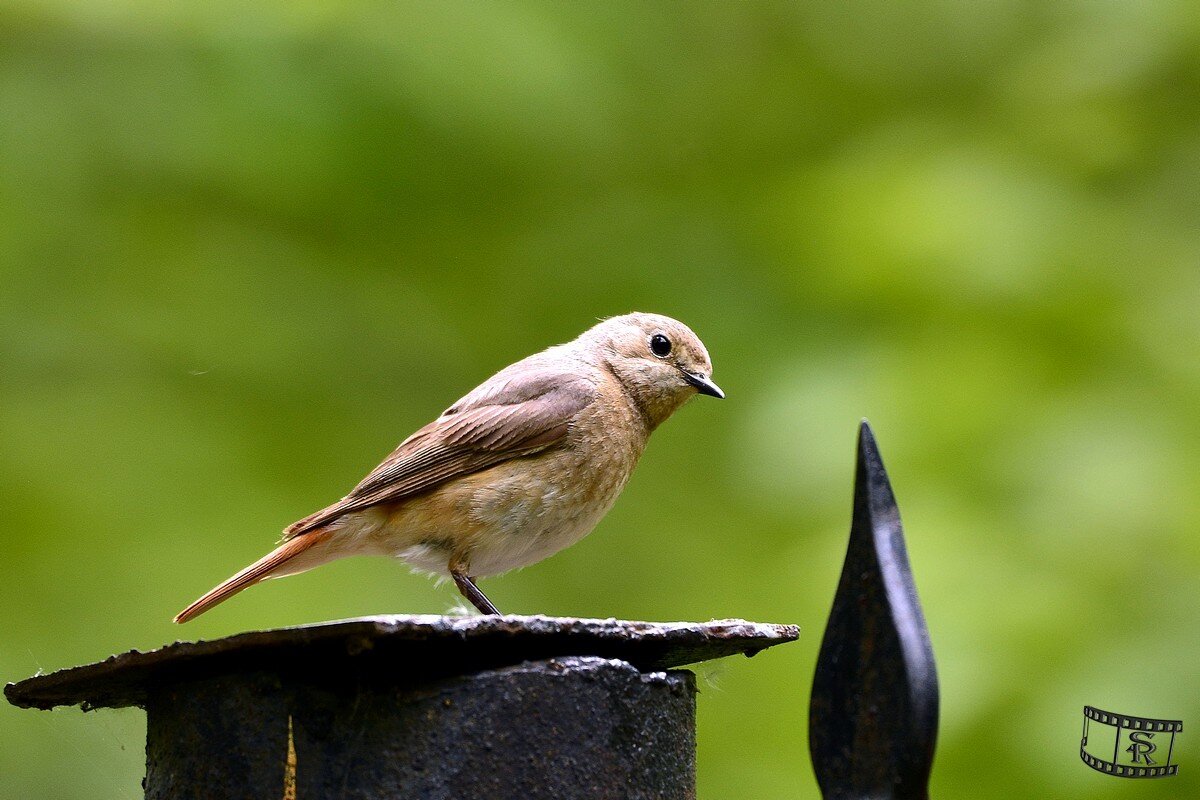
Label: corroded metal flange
xmin=6 ymin=614 xmax=798 ymax=711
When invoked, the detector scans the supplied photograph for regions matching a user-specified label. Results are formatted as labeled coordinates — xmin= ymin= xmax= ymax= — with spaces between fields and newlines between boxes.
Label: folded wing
xmin=283 ymin=366 xmax=596 ymax=539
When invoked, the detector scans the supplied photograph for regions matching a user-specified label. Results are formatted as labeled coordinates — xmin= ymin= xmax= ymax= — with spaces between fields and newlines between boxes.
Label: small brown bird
xmin=174 ymin=312 xmax=723 ymax=623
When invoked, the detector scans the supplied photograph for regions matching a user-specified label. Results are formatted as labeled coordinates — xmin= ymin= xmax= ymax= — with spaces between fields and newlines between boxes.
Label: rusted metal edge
xmin=6 ymin=615 xmax=798 ymax=711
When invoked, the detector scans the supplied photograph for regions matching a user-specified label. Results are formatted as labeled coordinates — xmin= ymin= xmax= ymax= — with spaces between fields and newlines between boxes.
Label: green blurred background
xmin=2 ymin=2 xmax=1198 ymax=797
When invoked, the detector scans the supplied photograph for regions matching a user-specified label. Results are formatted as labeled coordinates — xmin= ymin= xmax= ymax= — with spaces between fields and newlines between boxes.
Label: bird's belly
xmin=463 ymin=456 xmax=633 ymax=577
xmin=377 ymin=447 xmax=637 ymax=578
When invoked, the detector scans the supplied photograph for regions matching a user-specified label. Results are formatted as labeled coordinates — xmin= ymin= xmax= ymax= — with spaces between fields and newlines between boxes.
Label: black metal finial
xmin=809 ymin=421 xmax=939 ymax=800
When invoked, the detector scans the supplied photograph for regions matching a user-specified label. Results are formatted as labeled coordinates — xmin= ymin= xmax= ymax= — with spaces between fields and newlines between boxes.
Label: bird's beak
xmin=682 ymin=370 xmax=725 ymax=399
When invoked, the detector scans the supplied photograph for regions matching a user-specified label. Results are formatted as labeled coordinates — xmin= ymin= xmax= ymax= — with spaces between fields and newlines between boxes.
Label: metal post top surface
xmin=6 ymin=614 xmax=798 ymax=712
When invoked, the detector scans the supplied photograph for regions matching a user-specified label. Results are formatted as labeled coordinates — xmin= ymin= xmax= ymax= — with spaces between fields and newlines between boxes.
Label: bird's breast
xmin=378 ymin=392 xmax=648 ymax=578
xmin=460 ymin=431 xmax=642 ymax=576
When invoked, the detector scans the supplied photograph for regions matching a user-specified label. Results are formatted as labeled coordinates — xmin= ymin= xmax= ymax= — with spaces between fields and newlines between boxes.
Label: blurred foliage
xmin=2 ymin=2 xmax=1199 ymax=798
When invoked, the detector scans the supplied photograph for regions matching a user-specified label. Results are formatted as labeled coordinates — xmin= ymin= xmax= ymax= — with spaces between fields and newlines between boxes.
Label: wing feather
xmin=283 ymin=367 xmax=594 ymax=538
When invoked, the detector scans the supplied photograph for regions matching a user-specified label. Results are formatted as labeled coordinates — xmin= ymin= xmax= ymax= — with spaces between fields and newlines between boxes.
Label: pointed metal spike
xmin=809 ymin=421 xmax=939 ymax=799
xmin=856 ymin=420 xmax=897 ymax=522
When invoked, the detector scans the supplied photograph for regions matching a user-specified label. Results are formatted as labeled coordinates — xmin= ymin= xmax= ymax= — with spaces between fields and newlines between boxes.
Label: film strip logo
xmin=1081 ymin=705 xmax=1181 ymax=778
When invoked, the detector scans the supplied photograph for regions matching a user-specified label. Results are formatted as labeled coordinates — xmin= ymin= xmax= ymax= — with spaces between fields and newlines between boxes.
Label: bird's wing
xmin=283 ymin=366 xmax=596 ymax=538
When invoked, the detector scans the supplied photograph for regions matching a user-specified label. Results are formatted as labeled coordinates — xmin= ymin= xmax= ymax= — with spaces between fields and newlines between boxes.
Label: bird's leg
xmin=452 ymin=572 xmax=501 ymax=615
xmin=449 ymin=552 xmax=501 ymax=615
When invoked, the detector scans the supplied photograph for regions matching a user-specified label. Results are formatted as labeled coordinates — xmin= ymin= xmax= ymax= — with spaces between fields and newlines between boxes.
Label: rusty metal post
xmin=7 ymin=616 xmax=796 ymax=799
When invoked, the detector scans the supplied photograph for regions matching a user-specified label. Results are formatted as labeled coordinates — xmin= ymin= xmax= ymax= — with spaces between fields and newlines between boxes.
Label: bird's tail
xmin=174 ymin=529 xmax=334 ymax=624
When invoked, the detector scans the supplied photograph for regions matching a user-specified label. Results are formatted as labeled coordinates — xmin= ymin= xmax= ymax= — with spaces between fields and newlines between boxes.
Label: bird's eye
xmin=649 ymin=333 xmax=672 ymax=358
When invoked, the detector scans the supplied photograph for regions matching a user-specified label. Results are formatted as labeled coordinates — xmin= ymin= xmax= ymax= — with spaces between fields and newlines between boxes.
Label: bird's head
xmin=581 ymin=312 xmax=723 ymax=429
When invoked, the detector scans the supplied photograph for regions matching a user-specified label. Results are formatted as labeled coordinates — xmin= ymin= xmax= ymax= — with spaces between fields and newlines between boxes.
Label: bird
xmin=174 ymin=312 xmax=723 ymax=623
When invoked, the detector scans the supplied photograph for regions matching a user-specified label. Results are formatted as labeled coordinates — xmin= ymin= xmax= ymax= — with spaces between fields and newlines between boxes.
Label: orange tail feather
xmin=173 ymin=529 xmax=333 ymax=624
